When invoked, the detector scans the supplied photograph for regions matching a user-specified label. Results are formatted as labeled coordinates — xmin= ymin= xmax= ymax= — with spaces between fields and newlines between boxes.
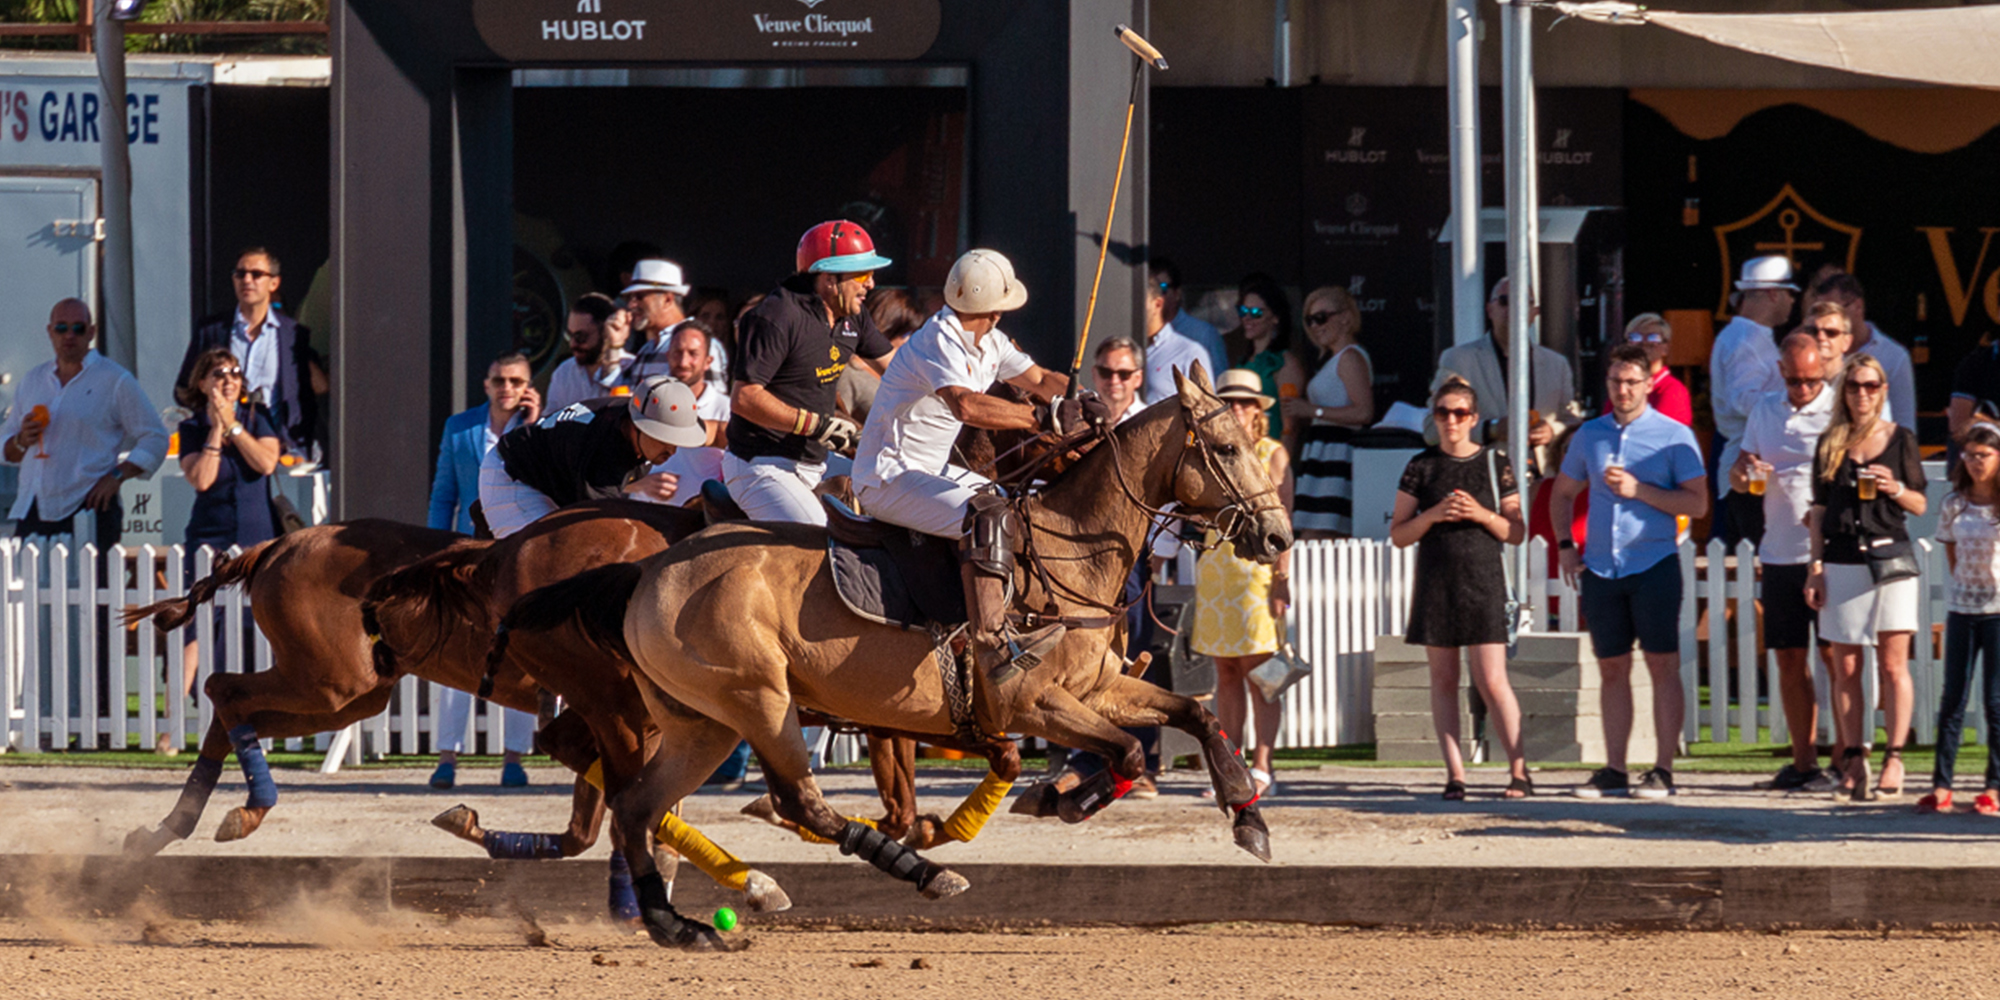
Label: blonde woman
xmin=1805 ymin=354 xmax=1928 ymax=800
xmin=1284 ymin=286 xmax=1373 ymax=538
xmin=1192 ymin=369 xmax=1296 ymax=798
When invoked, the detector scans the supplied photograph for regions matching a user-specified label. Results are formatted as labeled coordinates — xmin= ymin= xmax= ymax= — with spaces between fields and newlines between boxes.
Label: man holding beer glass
xmin=1733 ymin=333 xmax=1838 ymax=792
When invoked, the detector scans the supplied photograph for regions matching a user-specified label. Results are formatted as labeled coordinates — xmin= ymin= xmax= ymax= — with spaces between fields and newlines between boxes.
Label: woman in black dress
xmin=1390 ymin=377 xmax=1530 ymax=799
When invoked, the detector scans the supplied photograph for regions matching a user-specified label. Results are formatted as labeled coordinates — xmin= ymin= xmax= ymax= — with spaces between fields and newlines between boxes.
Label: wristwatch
xmin=1557 ymin=540 xmax=1575 ymax=551
xmin=228 ymin=423 xmax=245 ymax=438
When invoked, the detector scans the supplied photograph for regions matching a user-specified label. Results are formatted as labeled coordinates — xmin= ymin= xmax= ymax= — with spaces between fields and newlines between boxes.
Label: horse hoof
xmin=642 ymin=909 xmax=730 ymax=952
xmin=743 ymin=870 xmax=792 ymax=913
xmin=739 ymin=795 xmax=782 ymax=826
xmin=919 ymin=869 xmax=971 ymax=900
xmin=1231 ymin=806 xmax=1273 ymax=863
xmin=214 ymin=807 xmax=262 ymax=843
xmin=1008 ymin=782 xmax=1060 ymax=819
xmin=430 ymin=805 xmax=484 ymax=844
xmin=122 ymin=826 xmax=176 ymax=857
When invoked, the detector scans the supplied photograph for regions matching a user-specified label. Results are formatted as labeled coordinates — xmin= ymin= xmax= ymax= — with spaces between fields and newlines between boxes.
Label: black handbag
xmin=1863 ymin=537 xmax=1921 ymax=585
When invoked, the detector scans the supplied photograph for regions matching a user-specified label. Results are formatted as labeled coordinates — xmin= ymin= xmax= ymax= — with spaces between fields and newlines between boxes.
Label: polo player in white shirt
xmin=853 ymin=249 xmax=1106 ymax=683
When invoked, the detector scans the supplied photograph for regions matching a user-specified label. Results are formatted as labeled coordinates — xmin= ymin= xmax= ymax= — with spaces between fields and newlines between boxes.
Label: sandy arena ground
xmin=4 ymin=762 xmax=2000 ymax=867
xmin=2 ymin=918 xmax=1997 ymax=1000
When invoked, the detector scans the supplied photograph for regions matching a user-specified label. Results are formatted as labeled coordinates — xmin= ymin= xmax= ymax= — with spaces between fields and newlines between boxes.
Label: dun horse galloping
xmin=502 ymin=366 xmax=1289 ymax=949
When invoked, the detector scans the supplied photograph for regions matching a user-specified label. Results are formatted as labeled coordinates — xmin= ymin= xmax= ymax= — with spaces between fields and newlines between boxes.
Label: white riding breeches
xmin=435 ymin=686 xmax=535 ymax=755
xmin=855 ymin=465 xmax=991 ymax=539
xmin=721 ymin=453 xmax=828 ymax=525
xmin=477 ymin=446 xmax=557 ymax=539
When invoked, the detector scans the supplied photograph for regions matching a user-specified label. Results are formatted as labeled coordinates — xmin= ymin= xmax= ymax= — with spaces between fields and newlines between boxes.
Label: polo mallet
xmin=1069 ymin=24 xmax=1169 ymax=384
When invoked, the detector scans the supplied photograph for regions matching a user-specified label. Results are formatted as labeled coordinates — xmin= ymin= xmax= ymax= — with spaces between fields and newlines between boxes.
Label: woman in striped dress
xmin=1284 ymin=286 xmax=1373 ymax=538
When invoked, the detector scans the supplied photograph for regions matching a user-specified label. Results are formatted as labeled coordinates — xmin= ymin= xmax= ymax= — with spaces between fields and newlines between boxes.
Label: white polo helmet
xmin=628 ymin=375 xmax=708 ymax=448
xmin=945 ymin=249 xmax=1029 ymax=313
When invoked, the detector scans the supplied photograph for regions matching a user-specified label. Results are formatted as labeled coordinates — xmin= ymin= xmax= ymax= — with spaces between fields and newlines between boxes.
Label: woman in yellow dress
xmin=1192 ymin=369 xmax=1296 ymax=797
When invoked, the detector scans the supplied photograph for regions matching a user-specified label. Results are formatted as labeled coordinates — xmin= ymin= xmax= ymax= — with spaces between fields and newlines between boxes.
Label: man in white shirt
xmin=1813 ymin=272 xmax=1916 ymax=434
xmin=1428 ymin=277 xmax=1580 ymax=471
xmin=2 ymin=298 xmax=169 ymax=551
xmin=640 ymin=319 xmax=733 ymax=508
xmin=854 ymin=249 xmax=1092 ymax=684
xmin=1142 ymin=278 xmax=1210 ymax=406
xmin=1149 ymin=257 xmax=1227 ymax=375
xmin=1731 ymin=333 xmax=1838 ymax=793
xmin=1091 ymin=337 xmax=1146 ymax=425
xmin=545 ymin=293 xmax=632 ymax=412
xmin=1709 ymin=255 xmax=1797 ymax=546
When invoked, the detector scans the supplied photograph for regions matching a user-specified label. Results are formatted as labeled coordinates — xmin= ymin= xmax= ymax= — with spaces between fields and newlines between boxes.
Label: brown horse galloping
xmin=502 ymin=366 xmax=1290 ymax=948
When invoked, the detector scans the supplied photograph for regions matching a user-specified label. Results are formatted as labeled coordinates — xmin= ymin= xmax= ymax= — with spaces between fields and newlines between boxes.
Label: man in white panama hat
xmin=1710 ymin=254 xmax=1799 ymax=547
xmin=854 ymin=248 xmax=1105 ymax=683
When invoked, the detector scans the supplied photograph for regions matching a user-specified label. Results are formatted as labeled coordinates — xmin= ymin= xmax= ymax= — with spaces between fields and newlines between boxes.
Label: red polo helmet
xmin=795 ymin=220 xmax=894 ymax=275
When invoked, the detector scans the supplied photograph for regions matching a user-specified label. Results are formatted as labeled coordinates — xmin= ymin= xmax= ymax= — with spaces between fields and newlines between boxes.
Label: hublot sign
xmin=474 ymin=0 xmax=941 ymax=62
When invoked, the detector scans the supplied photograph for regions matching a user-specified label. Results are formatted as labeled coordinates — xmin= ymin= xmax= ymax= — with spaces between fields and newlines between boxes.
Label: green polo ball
xmin=713 ymin=907 xmax=738 ymax=932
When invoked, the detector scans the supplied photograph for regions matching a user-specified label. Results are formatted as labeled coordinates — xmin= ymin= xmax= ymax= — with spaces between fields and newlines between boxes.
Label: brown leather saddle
xmin=822 ymin=496 xmax=968 ymax=631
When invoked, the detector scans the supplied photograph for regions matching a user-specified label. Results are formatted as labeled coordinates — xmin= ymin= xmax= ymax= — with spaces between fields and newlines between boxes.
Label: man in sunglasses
xmin=175 ymin=247 xmax=317 ymax=456
xmin=1731 ymin=333 xmax=1838 ymax=792
xmin=1709 ymin=255 xmax=1798 ymax=548
xmin=1148 ymin=257 xmax=1226 ymax=375
xmin=1428 ymin=276 xmax=1580 ymax=472
xmin=1142 ymin=275 xmax=1212 ymax=407
xmin=1091 ymin=337 xmax=1147 ymax=426
xmin=3 ymin=299 xmax=170 ymax=552
xmin=546 ymin=292 xmax=632 ymax=413
xmin=722 ymin=220 xmax=896 ymax=524
xmin=620 ymin=258 xmax=695 ymax=387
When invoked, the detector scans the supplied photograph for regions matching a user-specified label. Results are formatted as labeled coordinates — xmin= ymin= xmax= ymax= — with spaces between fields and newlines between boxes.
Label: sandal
xmin=1916 ymin=788 xmax=1953 ymax=814
xmin=1503 ymin=774 xmax=1534 ymax=799
xmin=1978 ymin=791 xmax=2000 ymax=817
xmin=1442 ymin=779 xmax=1467 ymax=801
xmin=1876 ymin=748 xmax=1905 ymax=799
xmin=1842 ymin=747 xmax=1873 ymax=803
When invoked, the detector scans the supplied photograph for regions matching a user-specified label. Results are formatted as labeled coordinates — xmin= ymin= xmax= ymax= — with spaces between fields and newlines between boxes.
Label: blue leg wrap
xmin=481 ymin=830 xmax=565 ymax=860
xmin=227 ymin=724 xmax=278 ymax=810
xmin=164 ymin=756 xmax=225 ymax=839
xmin=607 ymin=849 xmax=640 ymax=921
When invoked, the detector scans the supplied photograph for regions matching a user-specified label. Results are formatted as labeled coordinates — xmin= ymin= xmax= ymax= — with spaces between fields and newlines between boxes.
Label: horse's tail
xmin=358 ymin=544 xmax=491 ymax=679
xmin=120 ymin=539 xmax=277 ymax=633
xmin=499 ymin=562 xmax=643 ymax=665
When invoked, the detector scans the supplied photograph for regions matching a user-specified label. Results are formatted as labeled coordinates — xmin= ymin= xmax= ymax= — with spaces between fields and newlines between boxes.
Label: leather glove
xmin=1044 ymin=394 xmax=1110 ymax=438
xmin=811 ymin=412 xmax=861 ymax=453
xmin=1073 ymin=389 xmax=1113 ymax=430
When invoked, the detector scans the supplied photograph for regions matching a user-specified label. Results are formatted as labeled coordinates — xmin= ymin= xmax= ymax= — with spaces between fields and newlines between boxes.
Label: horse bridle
xmin=1013 ymin=396 xmax=1285 ymax=626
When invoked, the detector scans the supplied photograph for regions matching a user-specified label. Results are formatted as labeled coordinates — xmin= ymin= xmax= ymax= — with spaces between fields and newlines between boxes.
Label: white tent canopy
xmin=1555 ymin=1 xmax=2000 ymax=90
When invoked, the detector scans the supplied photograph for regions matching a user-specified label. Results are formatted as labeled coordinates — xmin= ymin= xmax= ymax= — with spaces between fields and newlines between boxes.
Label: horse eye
xmin=1214 ymin=443 xmax=1240 ymax=458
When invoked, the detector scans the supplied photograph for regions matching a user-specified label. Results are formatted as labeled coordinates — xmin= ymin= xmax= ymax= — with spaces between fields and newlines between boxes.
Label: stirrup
xmin=982 ymin=624 xmax=1066 ymax=684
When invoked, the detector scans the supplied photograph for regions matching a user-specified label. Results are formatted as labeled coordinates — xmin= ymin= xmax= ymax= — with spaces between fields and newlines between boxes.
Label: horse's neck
xmin=1024 ymin=409 xmax=1182 ymax=606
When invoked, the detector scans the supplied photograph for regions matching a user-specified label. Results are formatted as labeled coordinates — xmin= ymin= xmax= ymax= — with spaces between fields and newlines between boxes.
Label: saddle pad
xmin=828 ymin=529 xmax=967 ymax=631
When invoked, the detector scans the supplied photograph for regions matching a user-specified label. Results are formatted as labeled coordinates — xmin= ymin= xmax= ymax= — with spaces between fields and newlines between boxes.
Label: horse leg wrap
xmin=480 ymin=830 xmax=565 ymax=860
xmin=836 ymin=820 xmax=943 ymax=892
xmin=796 ymin=815 xmax=873 ymax=846
xmin=163 ymin=756 xmax=225 ymax=839
xmin=1056 ymin=768 xmax=1131 ymax=824
xmin=656 ymin=812 xmax=752 ymax=892
xmin=938 ymin=770 xmax=1015 ymax=843
xmin=226 ymin=724 xmax=277 ymax=810
xmin=633 ymin=871 xmax=719 ymax=950
xmin=606 ymin=849 xmax=640 ymax=921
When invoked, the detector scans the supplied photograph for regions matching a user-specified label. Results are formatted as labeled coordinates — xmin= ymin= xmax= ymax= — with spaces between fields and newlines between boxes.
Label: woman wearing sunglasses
xmin=1805 ymin=353 xmax=1928 ymax=800
xmin=1285 ymin=286 xmax=1373 ymax=539
xmin=172 ymin=349 xmax=284 ymax=697
xmin=1390 ymin=377 xmax=1531 ymax=799
xmin=1230 ymin=274 xmax=1306 ymax=444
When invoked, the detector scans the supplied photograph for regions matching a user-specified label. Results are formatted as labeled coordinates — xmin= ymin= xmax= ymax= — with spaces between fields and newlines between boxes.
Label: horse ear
xmin=1175 ymin=361 xmax=1214 ymax=406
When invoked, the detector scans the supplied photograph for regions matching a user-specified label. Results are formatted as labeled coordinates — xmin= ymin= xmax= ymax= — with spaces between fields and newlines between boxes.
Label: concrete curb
xmin=7 ymin=855 xmax=2000 ymax=930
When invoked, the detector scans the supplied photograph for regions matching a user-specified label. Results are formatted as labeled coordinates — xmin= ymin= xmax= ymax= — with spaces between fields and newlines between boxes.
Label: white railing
xmin=4 ymin=533 xmax=1958 ymax=757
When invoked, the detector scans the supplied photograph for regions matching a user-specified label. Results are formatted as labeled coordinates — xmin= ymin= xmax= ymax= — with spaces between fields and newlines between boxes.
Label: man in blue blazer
xmin=175 ymin=248 xmax=320 ymax=455
xmin=426 ymin=351 xmax=542 ymax=788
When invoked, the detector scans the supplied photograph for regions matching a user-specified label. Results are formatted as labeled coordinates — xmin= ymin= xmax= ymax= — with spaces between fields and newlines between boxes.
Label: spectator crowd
xmin=8 ymin=232 xmax=2000 ymax=809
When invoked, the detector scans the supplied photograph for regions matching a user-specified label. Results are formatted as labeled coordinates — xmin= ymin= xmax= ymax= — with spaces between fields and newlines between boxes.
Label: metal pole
xmin=94 ymin=10 xmax=136 ymax=371
xmin=1446 ymin=0 xmax=1483 ymax=346
xmin=1501 ymin=0 xmax=1536 ymax=613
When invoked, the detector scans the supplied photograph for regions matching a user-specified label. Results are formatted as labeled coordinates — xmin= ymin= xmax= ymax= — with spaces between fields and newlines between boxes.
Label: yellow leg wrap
xmin=583 ymin=759 xmax=604 ymax=792
xmin=795 ymin=816 xmax=875 ymax=845
xmin=939 ymin=770 xmax=1015 ymax=844
xmin=656 ymin=811 xmax=752 ymax=892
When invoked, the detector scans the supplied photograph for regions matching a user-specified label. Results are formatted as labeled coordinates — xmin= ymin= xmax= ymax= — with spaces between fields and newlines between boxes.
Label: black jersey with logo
xmin=496 ymin=399 xmax=645 ymax=506
xmin=726 ymin=276 xmax=892 ymax=464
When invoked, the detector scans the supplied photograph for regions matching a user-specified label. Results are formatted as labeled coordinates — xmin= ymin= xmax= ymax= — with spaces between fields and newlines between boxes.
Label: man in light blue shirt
xmin=1551 ymin=342 xmax=1708 ymax=801
xmin=1150 ymin=257 xmax=1227 ymax=374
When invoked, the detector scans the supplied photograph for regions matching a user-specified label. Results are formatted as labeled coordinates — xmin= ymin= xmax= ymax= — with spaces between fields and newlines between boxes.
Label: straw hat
xmin=1214 ymin=368 xmax=1274 ymax=410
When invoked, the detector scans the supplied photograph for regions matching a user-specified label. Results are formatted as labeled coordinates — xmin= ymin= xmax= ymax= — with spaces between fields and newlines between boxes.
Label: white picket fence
xmin=0 ymin=533 xmax=1962 ymax=758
